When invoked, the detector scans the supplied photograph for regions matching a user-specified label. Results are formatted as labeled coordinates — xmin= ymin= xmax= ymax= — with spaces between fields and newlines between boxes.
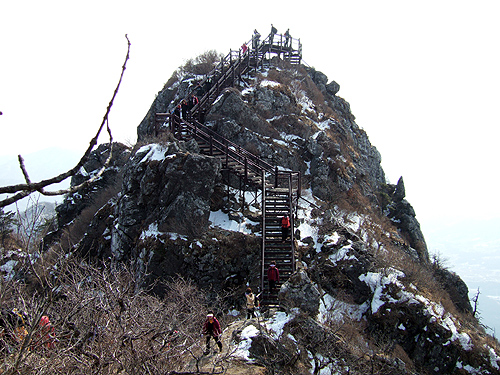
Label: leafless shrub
xmin=176 ymin=50 xmax=223 ymax=78
xmin=0 ymin=242 xmax=226 ymax=375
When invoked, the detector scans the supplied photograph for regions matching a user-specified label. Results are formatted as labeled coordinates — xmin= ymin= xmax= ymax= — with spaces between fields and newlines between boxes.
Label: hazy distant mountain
xmin=425 ymin=217 xmax=500 ymax=335
xmin=0 ymin=147 xmax=82 ymax=211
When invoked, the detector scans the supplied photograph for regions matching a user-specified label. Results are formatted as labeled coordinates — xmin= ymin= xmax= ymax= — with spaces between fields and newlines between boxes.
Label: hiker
xmin=202 ymin=312 xmax=222 ymax=355
xmin=203 ymin=77 xmax=212 ymax=96
xmin=252 ymin=29 xmax=261 ymax=49
xmin=245 ymin=287 xmax=256 ymax=319
xmin=270 ymin=24 xmax=277 ymax=44
xmin=281 ymin=214 xmax=291 ymax=242
xmin=284 ymin=29 xmax=291 ymax=48
xmin=38 ymin=315 xmax=56 ymax=349
xmin=188 ymin=94 xmax=199 ymax=111
xmin=171 ymin=104 xmax=181 ymax=133
xmin=181 ymin=99 xmax=189 ymax=120
xmin=267 ymin=261 xmax=280 ymax=294
xmin=196 ymin=82 xmax=204 ymax=97
xmin=241 ymin=43 xmax=248 ymax=54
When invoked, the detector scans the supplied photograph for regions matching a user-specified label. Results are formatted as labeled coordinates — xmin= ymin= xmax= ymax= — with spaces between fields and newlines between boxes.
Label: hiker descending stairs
xmin=261 ymin=187 xmax=295 ymax=306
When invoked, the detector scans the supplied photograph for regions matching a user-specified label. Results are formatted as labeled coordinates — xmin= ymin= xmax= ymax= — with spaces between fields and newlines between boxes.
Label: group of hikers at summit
xmin=171 ymin=25 xmax=293 ymax=127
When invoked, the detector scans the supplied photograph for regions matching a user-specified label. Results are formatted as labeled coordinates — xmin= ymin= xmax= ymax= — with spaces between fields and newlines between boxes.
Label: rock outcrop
xmin=42 ymin=57 xmax=496 ymax=374
xmin=383 ymin=176 xmax=429 ymax=262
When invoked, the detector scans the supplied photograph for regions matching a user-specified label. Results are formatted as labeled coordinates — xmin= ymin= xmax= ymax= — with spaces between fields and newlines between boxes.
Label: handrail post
xmin=274 ymin=166 xmax=279 ymax=188
xmin=289 ymin=172 xmax=295 ymax=273
xmin=225 ymin=141 xmax=229 ymax=168
xmin=244 ymin=158 xmax=248 ymax=182
xmin=261 ymin=169 xmax=266 ymax=294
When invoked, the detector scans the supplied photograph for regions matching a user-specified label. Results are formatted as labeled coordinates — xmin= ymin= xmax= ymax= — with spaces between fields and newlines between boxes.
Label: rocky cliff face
xmin=49 ymin=60 xmax=500 ymax=374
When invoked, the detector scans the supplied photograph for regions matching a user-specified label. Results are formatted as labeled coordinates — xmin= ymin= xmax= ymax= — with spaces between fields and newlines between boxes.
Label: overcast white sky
xmin=1 ymin=1 xmax=499 ymax=232
xmin=1 ymin=0 xmax=500 ymax=333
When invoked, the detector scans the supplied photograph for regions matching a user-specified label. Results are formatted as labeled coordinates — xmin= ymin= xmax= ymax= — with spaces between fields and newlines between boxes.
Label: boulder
xmin=279 ymin=270 xmax=320 ymax=316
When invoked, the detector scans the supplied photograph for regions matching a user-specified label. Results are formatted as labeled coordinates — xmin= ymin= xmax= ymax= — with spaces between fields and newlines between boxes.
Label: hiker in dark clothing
xmin=270 ymin=24 xmax=277 ymax=44
xmin=284 ymin=29 xmax=291 ymax=48
xmin=204 ymin=77 xmax=212 ymax=95
xmin=267 ymin=261 xmax=280 ymax=294
xmin=202 ymin=312 xmax=222 ymax=355
xmin=252 ymin=29 xmax=261 ymax=49
xmin=188 ymin=94 xmax=199 ymax=111
xmin=281 ymin=214 xmax=291 ymax=242
xmin=196 ymin=83 xmax=204 ymax=97
xmin=181 ymin=99 xmax=188 ymax=120
xmin=171 ymin=104 xmax=181 ymax=133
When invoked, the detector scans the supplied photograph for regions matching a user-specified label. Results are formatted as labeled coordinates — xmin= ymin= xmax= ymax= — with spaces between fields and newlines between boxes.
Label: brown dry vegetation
xmin=0 ymin=246 xmax=228 ymax=375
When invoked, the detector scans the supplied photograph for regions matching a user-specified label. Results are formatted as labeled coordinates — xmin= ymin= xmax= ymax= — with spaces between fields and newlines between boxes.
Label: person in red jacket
xmin=267 ymin=261 xmax=280 ymax=294
xmin=281 ymin=214 xmax=291 ymax=242
xmin=202 ymin=312 xmax=222 ymax=355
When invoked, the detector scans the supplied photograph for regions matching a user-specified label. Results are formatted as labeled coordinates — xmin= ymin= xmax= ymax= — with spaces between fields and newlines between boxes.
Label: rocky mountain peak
xmin=33 ymin=42 xmax=500 ymax=373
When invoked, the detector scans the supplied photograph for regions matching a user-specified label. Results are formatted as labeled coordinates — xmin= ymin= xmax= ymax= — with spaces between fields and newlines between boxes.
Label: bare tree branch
xmin=0 ymin=34 xmax=131 ymax=208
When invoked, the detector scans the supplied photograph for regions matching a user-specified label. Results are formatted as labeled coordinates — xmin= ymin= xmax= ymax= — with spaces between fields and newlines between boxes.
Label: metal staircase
xmin=154 ymin=30 xmax=303 ymax=306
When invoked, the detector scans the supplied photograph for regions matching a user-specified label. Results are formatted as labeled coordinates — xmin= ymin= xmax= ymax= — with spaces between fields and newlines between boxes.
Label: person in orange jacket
xmin=281 ymin=214 xmax=291 ymax=242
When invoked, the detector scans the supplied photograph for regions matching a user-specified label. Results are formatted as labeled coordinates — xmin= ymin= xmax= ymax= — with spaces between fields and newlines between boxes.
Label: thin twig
xmin=0 ymin=34 xmax=131 ymax=208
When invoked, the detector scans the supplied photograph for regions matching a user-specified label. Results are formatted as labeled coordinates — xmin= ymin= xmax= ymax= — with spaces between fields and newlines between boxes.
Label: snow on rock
xmin=138 ymin=144 xmax=171 ymax=164
xmin=0 ymin=260 xmax=18 ymax=280
xmin=360 ymin=268 xmax=480 ymax=353
xmin=328 ymin=243 xmax=357 ymax=265
xmin=488 ymin=345 xmax=500 ymax=370
xmin=318 ymin=292 xmax=368 ymax=323
xmin=359 ymin=269 xmax=405 ymax=314
xmin=209 ymin=210 xmax=254 ymax=234
xmin=266 ymin=310 xmax=297 ymax=339
xmin=140 ymin=222 xmax=160 ymax=239
xmin=234 ymin=324 xmax=260 ymax=361
xmin=260 ymin=80 xmax=280 ymax=88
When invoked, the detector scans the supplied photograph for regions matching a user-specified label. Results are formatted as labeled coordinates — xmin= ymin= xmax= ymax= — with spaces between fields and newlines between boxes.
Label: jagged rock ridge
xmin=48 ymin=57 xmax=500 ymax=374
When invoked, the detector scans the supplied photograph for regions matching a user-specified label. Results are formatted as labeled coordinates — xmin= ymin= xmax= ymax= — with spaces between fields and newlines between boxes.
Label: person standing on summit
xmin=270 ymin=24 xmax=277 ymax=44
xmin=284 ymin=28 xmax=291 ymax=48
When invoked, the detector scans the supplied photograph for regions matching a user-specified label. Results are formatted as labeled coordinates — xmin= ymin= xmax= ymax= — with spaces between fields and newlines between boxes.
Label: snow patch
xmin=137 ymin=144 xmax=170 ymax=164
xmin=260 ymin=80 xmax=280 ymax=88
xmin=266 ymin=310 xmax=296 ymax=339
xmin=209 ymin=210 xmax=255 ymax=234
xmin=0 ymin=260 xmax=18 ymax=280
xmin=234 ymin=324 xmax=260 ymax=361
xmin=318 ymin=293 xmax=368 ymax=323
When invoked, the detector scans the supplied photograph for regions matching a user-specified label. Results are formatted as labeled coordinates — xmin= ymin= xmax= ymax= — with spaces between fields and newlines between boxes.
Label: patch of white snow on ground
xmin=266 ymin=310 xmax=296 ymax=339
xmin=488 ymin=345 xmax=500 ymax=369
xmin=359 ymin=269 xmax=405 ymax=314
xmin=138 ymin=144 xmax=170 ymax=163
xmin=241 ymin=87 xmax=255 ymax=96
xmin=234 ymin=325 xmax=260 ymax=361
xmin=140 ymin=222 xmax=160 ymax=239
xmin=318 ymin=293 xmax=368 ymax=323
xmin=209 ymin=210 xmax=254 ymax=234
xmin=260 ymin=80 xmax=280 ymax=88
xmin=0 ymin=260 xmax=18 ymax=280
xmin=328 ymin=243 xmax=357 ymax=265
